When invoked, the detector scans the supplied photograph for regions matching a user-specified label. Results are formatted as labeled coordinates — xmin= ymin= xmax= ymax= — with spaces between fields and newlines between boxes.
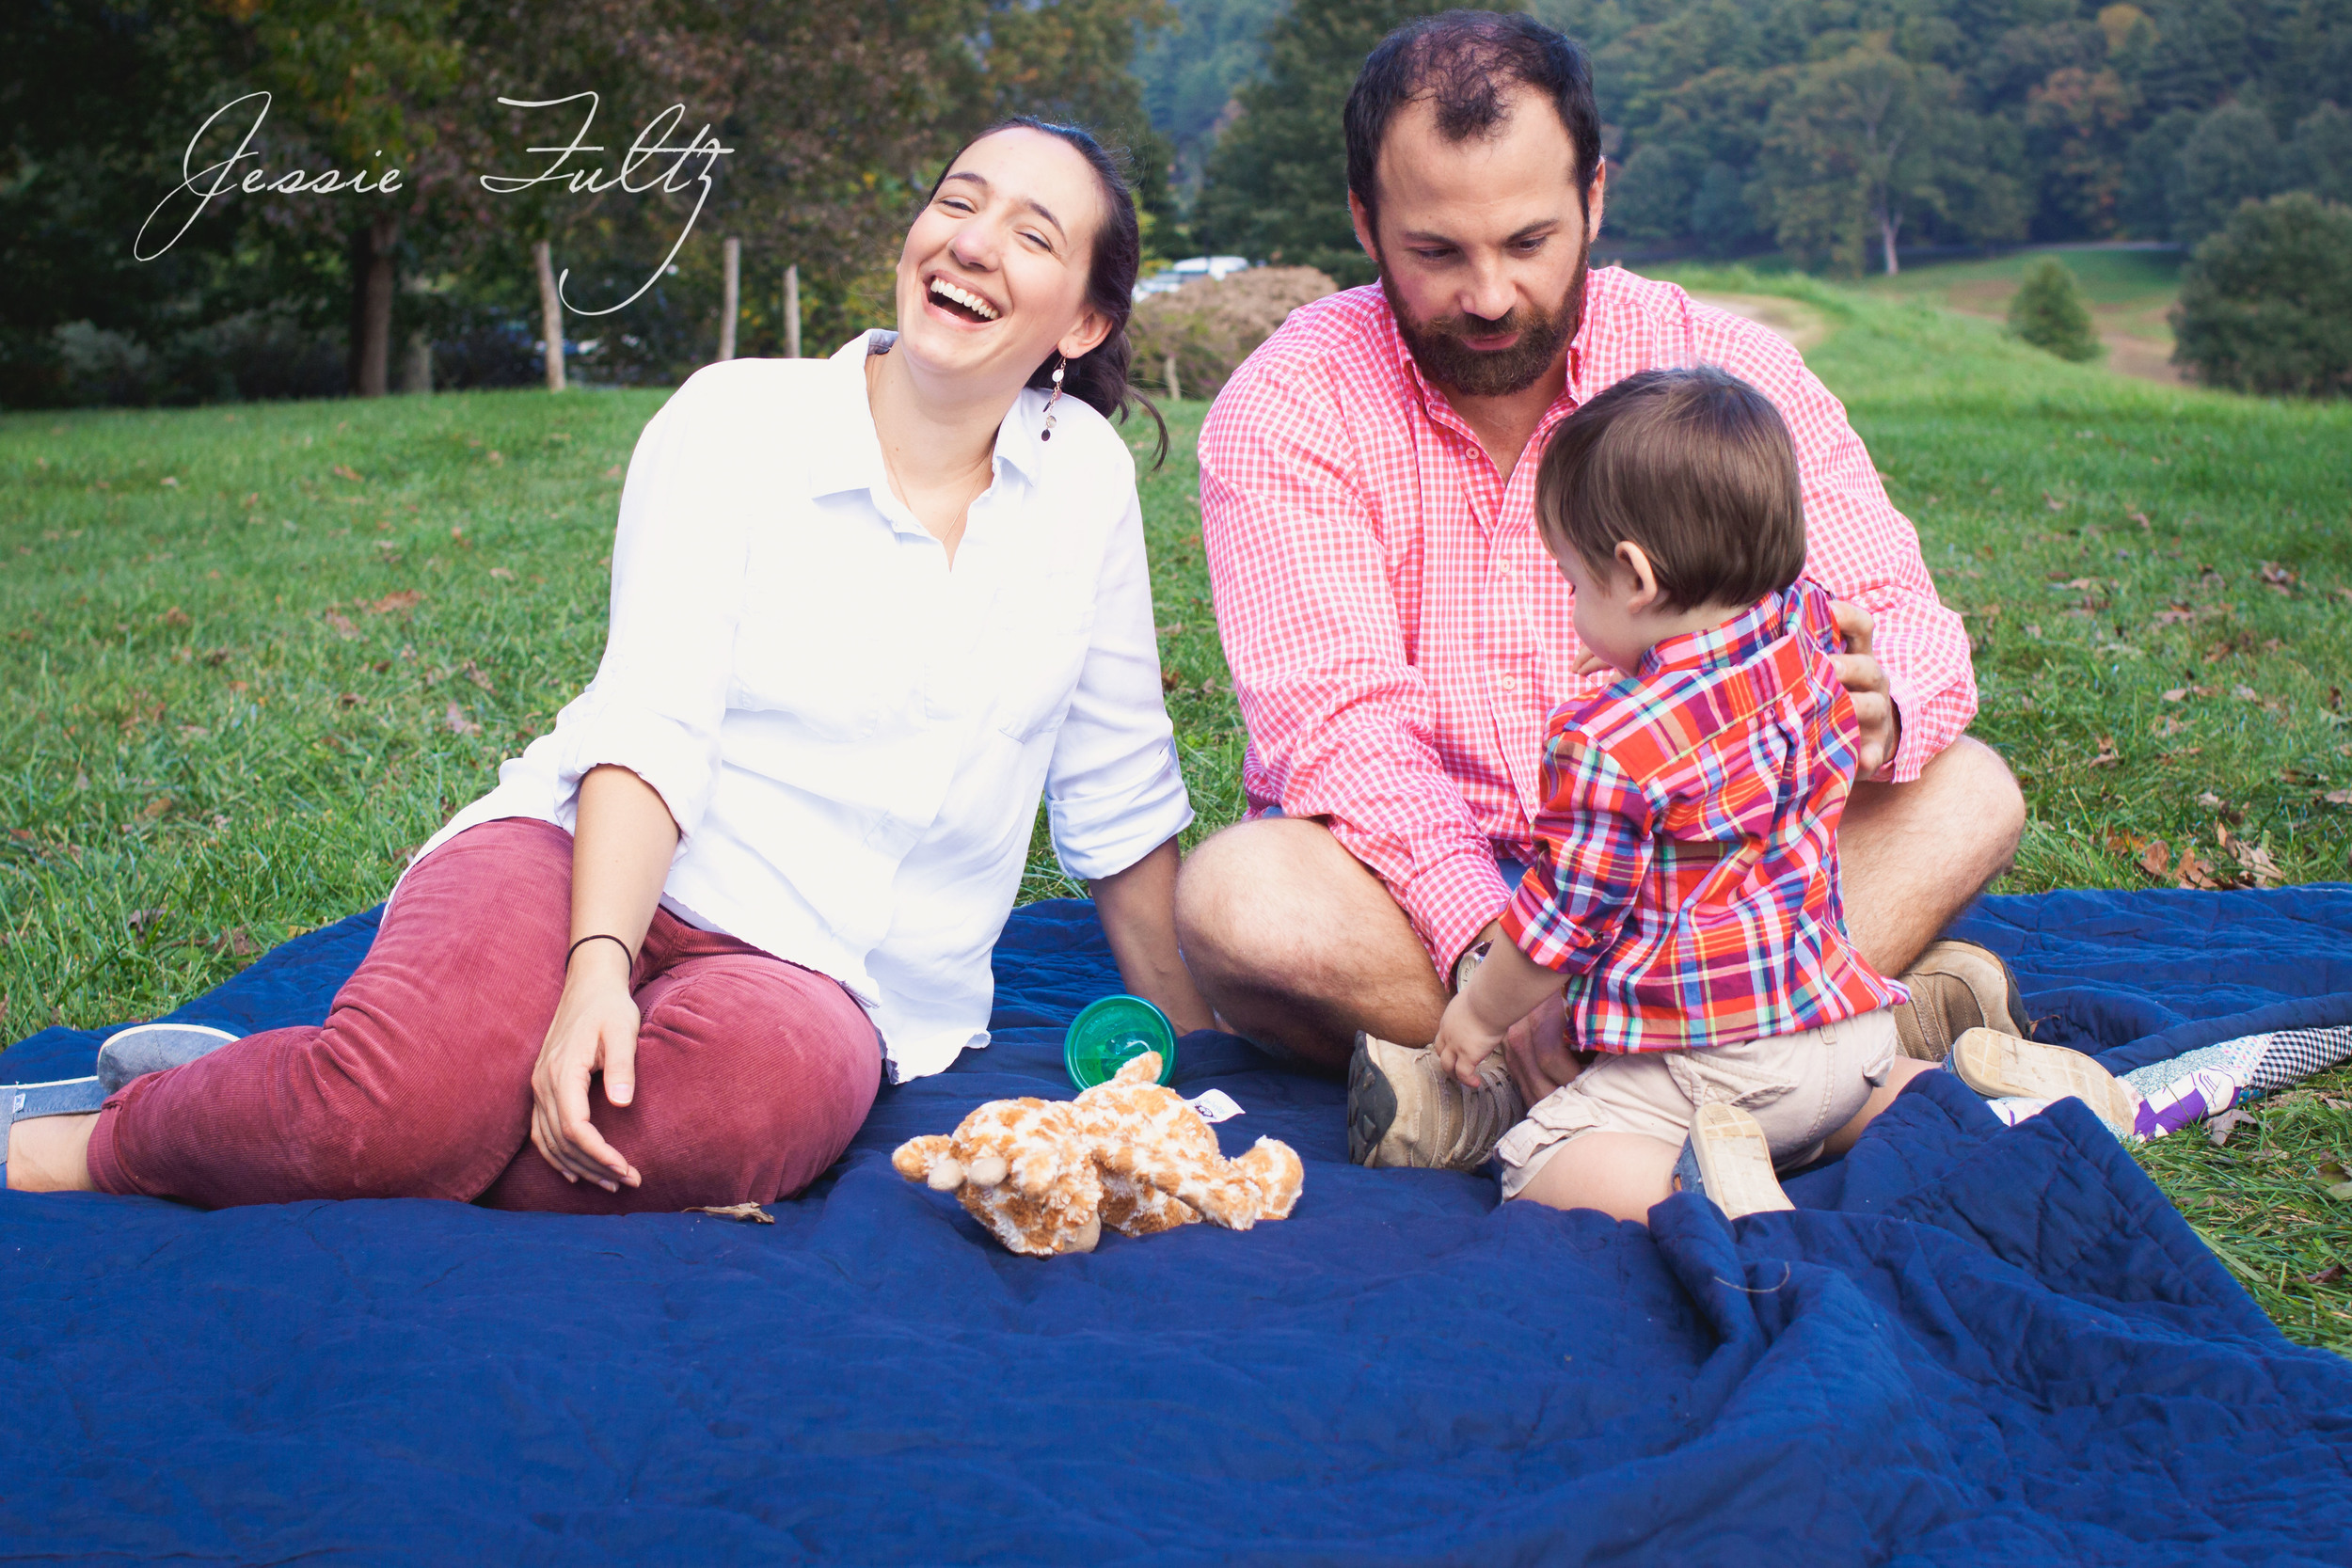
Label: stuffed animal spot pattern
xmin=891 ymin=1052 xmax=1305 ymax=1258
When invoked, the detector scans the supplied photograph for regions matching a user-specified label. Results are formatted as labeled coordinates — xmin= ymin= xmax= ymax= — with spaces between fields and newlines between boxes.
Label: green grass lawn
xmin=4 ymin=277 xmax=2348 ymax=1350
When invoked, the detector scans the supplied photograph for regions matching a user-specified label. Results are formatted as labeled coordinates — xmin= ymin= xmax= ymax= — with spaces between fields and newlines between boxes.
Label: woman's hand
xmin=530 ymin=941 xmax=644 ymax=1192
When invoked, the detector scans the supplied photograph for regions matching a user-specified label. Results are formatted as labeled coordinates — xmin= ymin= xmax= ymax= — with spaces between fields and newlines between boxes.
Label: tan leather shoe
xmin=1674 ymin=1102 xmax=1796 ymax=1218
xmin=1948 ymin=1027 xmax=2142 ymax=1139
xmin=1346 ymin=1031 xmax=1525 ymax=1171
xmin=1892 ymin=939 xmax=2030 ymax=1062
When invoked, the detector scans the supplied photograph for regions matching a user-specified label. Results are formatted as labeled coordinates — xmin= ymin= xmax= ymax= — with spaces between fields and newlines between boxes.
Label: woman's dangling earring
xmin=1041 ymin=356 xmax=1065 ymax=441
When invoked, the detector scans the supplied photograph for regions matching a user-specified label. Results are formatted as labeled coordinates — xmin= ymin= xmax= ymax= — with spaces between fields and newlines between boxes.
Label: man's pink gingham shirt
xmin=1197 ymin=268 xmax=1976 ymax=978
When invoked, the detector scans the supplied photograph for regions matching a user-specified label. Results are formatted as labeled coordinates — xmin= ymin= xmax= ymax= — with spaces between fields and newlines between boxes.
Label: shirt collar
xmin=1637 ymin=582 xmax=1804 ymax=681
xmin=806 ymin=329 xmax=1043 ymax=501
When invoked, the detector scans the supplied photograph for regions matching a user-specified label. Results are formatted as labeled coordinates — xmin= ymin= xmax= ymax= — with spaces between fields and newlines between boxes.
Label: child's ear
xmin=1615 ymin=542 xmax=1663 ymax=613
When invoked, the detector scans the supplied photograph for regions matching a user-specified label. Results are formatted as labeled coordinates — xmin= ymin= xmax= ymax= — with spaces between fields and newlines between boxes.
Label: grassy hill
xmin=2 ymin=278 xmax=2346 ymax=1350
xmin=1856 ymin=246 xmax=2186 ymax=385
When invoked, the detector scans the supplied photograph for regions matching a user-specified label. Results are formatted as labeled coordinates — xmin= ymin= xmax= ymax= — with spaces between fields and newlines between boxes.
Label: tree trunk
xmin=1881 ymin=211 xmax=1901 ymax=276
xmin=399 ymin=331 xmax=433 ymax=394
xmin=347 ymin=216 xmax=398 ymax=397
xmin=533 ymin=240 xmax=565 ymax=393
xmin=719 ymin=236 xmax=739 ymax=361
xmin=783 ymin=263 xmax=801 ymax=359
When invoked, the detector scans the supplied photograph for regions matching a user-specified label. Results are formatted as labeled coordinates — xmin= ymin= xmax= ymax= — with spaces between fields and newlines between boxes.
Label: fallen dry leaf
xmin=2174 ymin=843 xmax=2225 ymax=890
xmin=2088 ymin=735 xmax=2121 ymax=768
xmin=605 ymin=464 xmax=624 ymax=479
xmin=2225 ymin=833 xmax=2284 ymax=887
xmin=2161 ymin=687 xmax=2188 ymax=703
xmin=331 ymin=464 xmax=363 ymax=483
xmin=2206 ymin=1106 xmax=2255 ymax=1146
xmin=488 ymin=566 xmax=516 ymax=580
xmin=685 ymin=1202 xmax=773 ymax=1224
xmin=2232 ymin=684 xmax=2259 ymax=701
xmin=2196 ymin=791 xmax=2226 ymax=810
xmin=126 ymin=906 xmax=167 ymax=933
xmin=368 ymin=591 xmax=423 ymax=614
xmin=2152 ymin=716 xmax=2188 ymax=736
xmin=211 ymin=926 xmax=257 ymax=958
xmin=2306 ymin=1263 xmax=2344 ymax=1285
xmin=2137 ymin=839 xmax=2172 ymax=879
xmin=2325 ymin=790 xmax=2352 ymax=806
xmin=461 ymin=659 xmax=494 ymax=691
xmin=2044 ymin=494 xmax=2066 ymax=512
xmin=324 ymin=610 xmax=358 ymax=640
xmin=444 ymin=703 xmax=481 ymax=736
xmin=160 ymin=606 xmax=191 ymax=628
xmin=139 ymin=797 xmax=171 ymax=820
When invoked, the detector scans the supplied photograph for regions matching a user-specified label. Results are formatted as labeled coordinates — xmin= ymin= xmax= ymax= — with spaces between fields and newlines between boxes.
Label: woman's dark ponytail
xmin=929 ymin=117 xmax=1169 ymax=468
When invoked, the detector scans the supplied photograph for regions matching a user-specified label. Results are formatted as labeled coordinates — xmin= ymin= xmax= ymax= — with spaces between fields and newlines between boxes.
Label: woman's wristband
xmin=565 ymin=933 xmax=635 ymax=974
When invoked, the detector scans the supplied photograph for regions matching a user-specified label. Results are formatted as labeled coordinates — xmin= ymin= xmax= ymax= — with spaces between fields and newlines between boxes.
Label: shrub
xmin=2170 ymin=193 xmax=2352 ymax=398
xmin=1126 ymin=266 xmax=1340 ymax=401
xmin=2006 ymin=256 xmax=2103 ymax=362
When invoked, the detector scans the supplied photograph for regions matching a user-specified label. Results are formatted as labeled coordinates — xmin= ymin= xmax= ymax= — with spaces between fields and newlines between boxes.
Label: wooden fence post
xmin=532 ymin=239 xmax=564 ymax=393
xmin=1165 ymin=354 xmax=1181 ymax=403
xmin=719 ymin=236 xmax=740 ymax=361
xmin=784 ymin=263 xmax=801 ymax=358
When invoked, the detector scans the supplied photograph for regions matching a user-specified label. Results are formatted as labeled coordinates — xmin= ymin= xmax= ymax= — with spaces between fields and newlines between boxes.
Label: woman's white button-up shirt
xmin=408 ymin=331 xmax=1192 ymax=1080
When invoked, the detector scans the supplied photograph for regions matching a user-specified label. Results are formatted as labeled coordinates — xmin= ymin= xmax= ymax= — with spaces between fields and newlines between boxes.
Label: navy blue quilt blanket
xmin=6 ymin=888 xmax=2351 ymax=1564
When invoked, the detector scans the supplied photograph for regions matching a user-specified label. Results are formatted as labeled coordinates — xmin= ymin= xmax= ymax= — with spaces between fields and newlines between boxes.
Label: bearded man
xmin=1174 ymin=9 xmax=2031 ymax=1171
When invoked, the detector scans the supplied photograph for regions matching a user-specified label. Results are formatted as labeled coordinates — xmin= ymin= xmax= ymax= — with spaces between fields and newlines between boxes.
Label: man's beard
xmin=1383 ymin=240 xmax=1590 ymax=400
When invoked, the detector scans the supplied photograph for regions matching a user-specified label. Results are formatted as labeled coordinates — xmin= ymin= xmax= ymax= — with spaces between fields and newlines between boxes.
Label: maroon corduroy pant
xmin=87 ymin=817 xmax=882 ymax=1212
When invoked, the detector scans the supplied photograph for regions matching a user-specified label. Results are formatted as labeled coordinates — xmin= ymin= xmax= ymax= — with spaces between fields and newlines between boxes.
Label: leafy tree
xmin=2117 ymin=105 xmax=2199 ymax=239
xmin=1193 ymin=0 xmax=1481 ymax=283
xmin=2170 ymin=192 xmax=2352 ymax=397
xmin=2170 ymin=101 xmax=2280 ymax=245
xmin=2023 ymin=66 xmax=2137 ymax=237
xmin=1754 ymin=40 xmax=2022 ymax=276
xmin=2286 ymin=102 xmax=2352 ymax=208
xmin=1136 ymin=0 xmax=1286 ymax=193
xmin=2006 ymin=254 xmax=2103 ymax=361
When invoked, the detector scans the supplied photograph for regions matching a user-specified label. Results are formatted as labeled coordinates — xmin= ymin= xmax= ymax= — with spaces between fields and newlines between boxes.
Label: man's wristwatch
xmin=1453 ymin=939 xmax=1494 ymax=994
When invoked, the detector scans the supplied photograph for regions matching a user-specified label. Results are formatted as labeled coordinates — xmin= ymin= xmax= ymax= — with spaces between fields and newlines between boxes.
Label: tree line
xmin=2 ymin=0 xmax=1172 ymax=407
xmin=1189 ymin=0 xmax=2352 ymax=280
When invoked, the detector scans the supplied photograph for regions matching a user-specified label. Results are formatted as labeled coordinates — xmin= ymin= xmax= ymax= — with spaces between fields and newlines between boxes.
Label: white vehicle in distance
xmin=1133 ymin=255 xmax=1254 ymax=301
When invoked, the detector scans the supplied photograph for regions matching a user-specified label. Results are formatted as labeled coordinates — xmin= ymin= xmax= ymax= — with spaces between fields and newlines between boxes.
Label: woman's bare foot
xmin=6 ymin=1113 xmax=101 ymax=1192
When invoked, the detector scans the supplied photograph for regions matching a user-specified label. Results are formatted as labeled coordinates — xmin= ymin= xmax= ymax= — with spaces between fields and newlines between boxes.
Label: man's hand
xmin=1829 ymin=598 xmax=1900 ymax=780
xmin=1499 ymin=989 xmax=1580 ymax=1104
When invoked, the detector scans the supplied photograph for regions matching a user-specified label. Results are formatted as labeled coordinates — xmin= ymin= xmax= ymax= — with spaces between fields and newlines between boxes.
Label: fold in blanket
xmin=4 ymin=887 xmax=2349 ymax=1564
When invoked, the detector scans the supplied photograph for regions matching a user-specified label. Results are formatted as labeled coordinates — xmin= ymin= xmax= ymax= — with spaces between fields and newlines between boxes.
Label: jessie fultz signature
xmin=137 ymin=89 xmax=734 ymax=317
xmin=479 ymin=92 xmax=733 ymax=316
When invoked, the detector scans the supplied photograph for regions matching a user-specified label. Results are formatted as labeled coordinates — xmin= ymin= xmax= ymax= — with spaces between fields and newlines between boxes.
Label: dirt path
xmin=1687 ymin=293 xmax=1832 ymax=352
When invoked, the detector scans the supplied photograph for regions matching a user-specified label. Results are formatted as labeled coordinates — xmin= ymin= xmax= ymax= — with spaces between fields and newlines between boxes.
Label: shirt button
xmin=1500 ymin=673 xmax=1518 ymax=691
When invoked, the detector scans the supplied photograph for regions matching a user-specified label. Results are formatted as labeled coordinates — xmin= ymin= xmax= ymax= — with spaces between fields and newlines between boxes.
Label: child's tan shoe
xmin=1947 ymin=1027 xmax=2142 ymax=1138
xmin=1674 ymin=1101 xmax=1795 ymax=1219
xmin=1346 ymin=1031 xmax=1523 ymax=1171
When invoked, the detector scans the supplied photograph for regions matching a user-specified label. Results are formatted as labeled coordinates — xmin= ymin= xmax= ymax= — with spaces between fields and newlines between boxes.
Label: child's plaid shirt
xmin=1500 ymin=578 xmax=1909 ymax=1053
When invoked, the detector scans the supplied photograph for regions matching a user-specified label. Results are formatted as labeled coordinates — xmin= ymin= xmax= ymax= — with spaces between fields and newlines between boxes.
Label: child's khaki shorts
xmin=1495 ymin=1009 xmax=1899 ymax=1201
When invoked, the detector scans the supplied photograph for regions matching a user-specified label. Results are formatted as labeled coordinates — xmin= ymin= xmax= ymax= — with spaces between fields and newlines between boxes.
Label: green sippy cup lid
xmin=1063 ymin=994 xmax=1178 ymax=1090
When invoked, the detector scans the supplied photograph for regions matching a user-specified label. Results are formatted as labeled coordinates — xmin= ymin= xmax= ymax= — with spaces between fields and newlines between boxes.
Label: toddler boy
xmin=1424 ymin=364 xmax=1922 ymax=1219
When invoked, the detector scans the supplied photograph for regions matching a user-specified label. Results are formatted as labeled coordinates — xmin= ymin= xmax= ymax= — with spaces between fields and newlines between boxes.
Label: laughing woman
xmin=6 ymin=119 xmax=1211 ymax=1209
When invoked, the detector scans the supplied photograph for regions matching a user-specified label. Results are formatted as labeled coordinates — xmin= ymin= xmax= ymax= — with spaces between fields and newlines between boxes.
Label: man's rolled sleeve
xmin=1047 ymin=493 xmax=1194 ymax=880
xmin=1689 ymin=302 xmax=1978 ymax=781
xmin=1200 ymin=361 xmax=1505 ymax=975
xmin=549 ymin=370 xmax=754 ymax=842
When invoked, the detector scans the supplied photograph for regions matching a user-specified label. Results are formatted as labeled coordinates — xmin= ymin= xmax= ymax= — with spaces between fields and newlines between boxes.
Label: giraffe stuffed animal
xmin=891 ymin=1051 xmax=1305 ymax=1258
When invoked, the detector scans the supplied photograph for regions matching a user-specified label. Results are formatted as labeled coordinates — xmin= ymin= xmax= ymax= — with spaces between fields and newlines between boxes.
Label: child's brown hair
xmin=1534 ymin=365 xmax=1806 ymax=611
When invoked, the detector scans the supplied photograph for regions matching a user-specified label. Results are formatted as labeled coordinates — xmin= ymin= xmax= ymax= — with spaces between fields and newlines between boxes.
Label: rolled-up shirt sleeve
xmin=551 ymin=369 xmax=755 ymax=843
xmin=1200 ymin=368 xmax=1509 ymax=975
xmin=1687 ymin=303 xmax=1978 ymax=781
xmin=1046 ymin=489 xmax=1194 ymax=880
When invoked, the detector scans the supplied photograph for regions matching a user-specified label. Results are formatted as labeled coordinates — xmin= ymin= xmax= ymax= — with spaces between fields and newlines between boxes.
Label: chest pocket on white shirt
xmin=990 ymin=578 xmax=1093 ymax=745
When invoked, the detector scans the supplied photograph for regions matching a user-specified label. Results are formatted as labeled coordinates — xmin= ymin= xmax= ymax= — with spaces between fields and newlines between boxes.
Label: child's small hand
xmin=1432 ymin=995 xmax=1505 ymax=1088
xmin=1572 ymin=650 xmax=1611 ymax=677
